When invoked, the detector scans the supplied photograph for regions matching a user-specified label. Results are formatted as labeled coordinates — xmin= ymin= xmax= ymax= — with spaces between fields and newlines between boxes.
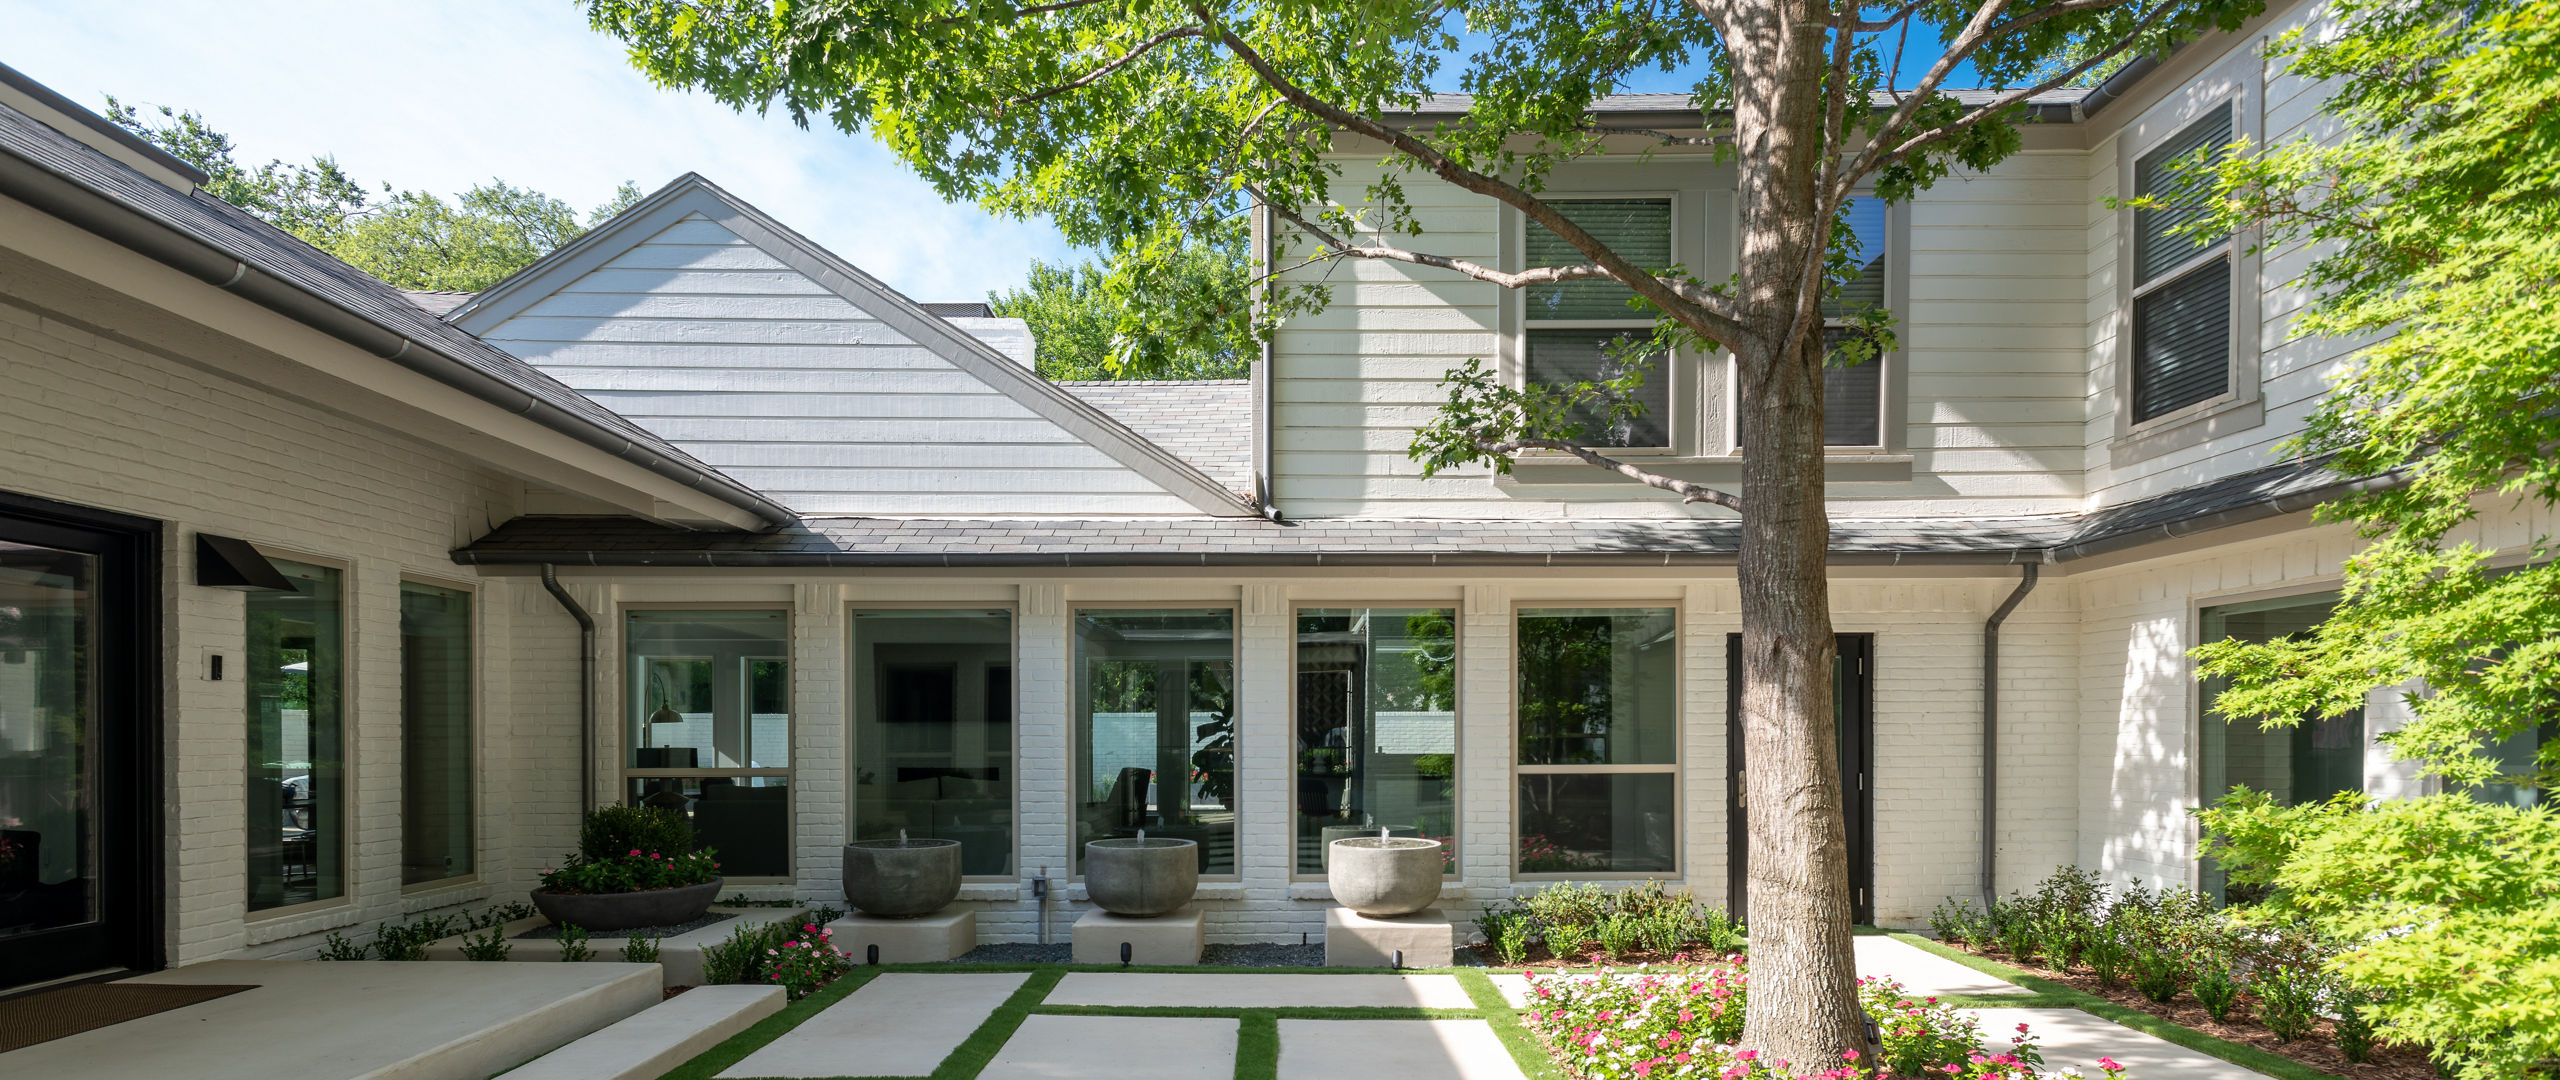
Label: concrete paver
xmin=1856 ymin=936 xmax=2030 ymax=997
xmin=983 ymin=1014 xmax=1239 ymax=1080
xmin=1277 ymin=1019 xmax=1527 ymax=1080
xmin=1046 ymin=972 xmax=1473 ymax=1009
xmin=1967 ymin=1008 xmax=2278 ymax=1079
xmin=719 ymin=972 xmax=1026 ymax=1078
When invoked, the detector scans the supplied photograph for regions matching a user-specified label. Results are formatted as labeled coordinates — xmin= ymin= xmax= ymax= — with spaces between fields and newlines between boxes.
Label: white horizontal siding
xmin=481 ymin=212 xmax=1194 ymax=516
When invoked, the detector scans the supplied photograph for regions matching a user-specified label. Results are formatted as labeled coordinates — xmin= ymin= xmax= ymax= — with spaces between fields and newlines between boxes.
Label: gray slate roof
xmin=401 ymin=290 xmax=475 ymax=316
xmin=1056 ymin=380 xmax=1254 ymax=497
xmin=454 ymin=458 xmax=2377 ymax=568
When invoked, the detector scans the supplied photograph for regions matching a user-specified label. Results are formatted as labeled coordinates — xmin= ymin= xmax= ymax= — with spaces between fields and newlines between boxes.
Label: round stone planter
xmin=1318 ymin=825 xmax=1420 ymax=872
xmin=843 ymin=838 xmax=964 ymax=918
xmin=1327 ymin=837 xmax=1443 ymax=917
xmin=530 ymin=878 xmax=722 ymax=932
xmin=1083 ymin=836 xmax=1199 ymax=918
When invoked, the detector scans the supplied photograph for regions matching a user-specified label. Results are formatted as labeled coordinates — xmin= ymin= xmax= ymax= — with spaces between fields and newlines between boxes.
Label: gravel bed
xmin=516 ymin=912 xmax=735 ymax=939
xmin=952 ymin=942 xmax=1075 ymax=963
xmin=1200 ymin=943 xmax=1326 ymax=967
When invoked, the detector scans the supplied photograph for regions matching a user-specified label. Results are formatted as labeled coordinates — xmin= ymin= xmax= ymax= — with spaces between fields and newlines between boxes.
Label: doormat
xmin=0 ymin=982 xmax=258 ymax=1053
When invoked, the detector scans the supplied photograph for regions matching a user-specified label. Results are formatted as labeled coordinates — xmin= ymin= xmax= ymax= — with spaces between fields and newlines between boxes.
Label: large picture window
xmin=1524 ymin=198 xmax=1674 ymax=448
xmin=851 ymin=610 xmax=1014 ymax=876
xmin=2199 ymin=592 xmax=2362 ymax=902
xmin=1074 ymin=610 xmax=1236 ymax=875
xmin=1295 ymin=609 xmax=1458 ymax=876
xmin=246 ymin=557 xmax=344 ymax=911
xmin=1515 ymin=608 xmax=1678 ymax=874
xmin=625 ymin=610 xmax=792 ymax=877
xmin=2130 ymin=102 xmax=2237 ymax=424
xmin=400 ymin=581 xmax=473 ymax=886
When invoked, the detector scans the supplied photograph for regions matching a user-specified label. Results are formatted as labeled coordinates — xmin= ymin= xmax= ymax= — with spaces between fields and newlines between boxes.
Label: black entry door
xmin=1725 ymin=633 xmax=1873 ymax=926
xmin=0 ymin=491 xmax=158 ymax=990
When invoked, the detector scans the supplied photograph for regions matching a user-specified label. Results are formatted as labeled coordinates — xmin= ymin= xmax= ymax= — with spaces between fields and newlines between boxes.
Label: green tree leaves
xmin=988 ymin=233 xmax=1255 ymax=380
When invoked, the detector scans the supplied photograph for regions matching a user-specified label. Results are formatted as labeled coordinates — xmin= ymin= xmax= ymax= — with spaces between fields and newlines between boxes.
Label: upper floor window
xmin=2130 ymin=103 xmax=2236 ymax=424
xmin=1524 ymin=198 xmax=1673 ymax=448
xmin=1822 ymin=197 xmax=1889 ymax=448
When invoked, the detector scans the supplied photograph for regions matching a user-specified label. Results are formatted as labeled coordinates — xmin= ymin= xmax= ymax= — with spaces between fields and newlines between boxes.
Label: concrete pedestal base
xmin=841 ymin=909 xmax=977 ymax=964
xmin=1071 ymin=906 xmax=1204 ymax=966
xmin=1324 ymin=906 xmax=1452 ymax=968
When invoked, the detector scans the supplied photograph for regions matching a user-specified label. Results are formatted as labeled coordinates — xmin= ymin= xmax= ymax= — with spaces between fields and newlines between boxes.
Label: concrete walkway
xmin=1277 ymin=1019 xmax=1526 ymax=1080
xmin=1969 ymin=1008 xmax=2278 ymax=1079
xmin=1854 ymin=935 xmax=2030 ymax=997
xmin=1047 ymin=972 xmax=1474 ymax=1010
xmin=984 ymin=1014 xmax=1238 ymax=1079
xmin=720 ymin=972 xmax=1027 ymax=1078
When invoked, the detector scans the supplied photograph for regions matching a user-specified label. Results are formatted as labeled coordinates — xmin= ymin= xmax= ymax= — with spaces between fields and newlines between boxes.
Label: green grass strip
xmin=1886 ymin=933 xmax=2352 ymax=1080
xmin=1456 ymin=968 xmax=1565 ymax=1080
xmin=659 ymin=968 xmax=882 ymax=1080
xmin=927 ymin=967 xmax=1065 ymax=1080
xmin=1233 ymin=1012 xmax=1279 ymax=1080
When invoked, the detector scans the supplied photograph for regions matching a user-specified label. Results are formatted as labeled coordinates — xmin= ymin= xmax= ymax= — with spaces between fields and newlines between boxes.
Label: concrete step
xmin=502 ymin=985 xmax=787 ymax=1080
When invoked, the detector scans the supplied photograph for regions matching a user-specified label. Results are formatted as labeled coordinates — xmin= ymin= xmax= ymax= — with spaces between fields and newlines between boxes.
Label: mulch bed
xmin=1955 ymin=944 xmax=2439 ymax=1079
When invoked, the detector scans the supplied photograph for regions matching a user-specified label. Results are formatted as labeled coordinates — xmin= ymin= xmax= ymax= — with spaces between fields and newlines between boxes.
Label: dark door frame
xmin=0 ymin=488 xmax=163 ymax=990
xmin=1726 ymin=633 xmax=1874 ymax=926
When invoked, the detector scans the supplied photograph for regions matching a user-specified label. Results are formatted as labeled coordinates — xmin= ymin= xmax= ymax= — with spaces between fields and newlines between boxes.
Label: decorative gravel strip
xmin=1203 ymin=943 xmax=1326 ymax=967
xmin=953 ymin=942 xmax=1076 ymax=964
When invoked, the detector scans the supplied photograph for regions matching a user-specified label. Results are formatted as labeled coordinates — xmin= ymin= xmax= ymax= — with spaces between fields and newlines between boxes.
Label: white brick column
xmin=792 ymin=583 xmax=845 ymax=902
xmin=1015 ymin=584 xmax=1072 ymax=903
xmin=1235 ymin=583 xmax=1292 ymax=941
xmin=1456 ymin=583 xmax=1511 ymax=932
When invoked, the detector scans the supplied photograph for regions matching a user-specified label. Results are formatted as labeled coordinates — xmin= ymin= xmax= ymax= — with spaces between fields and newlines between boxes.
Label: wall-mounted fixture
xmin=195 ymin=534 xmax=291 ymax=591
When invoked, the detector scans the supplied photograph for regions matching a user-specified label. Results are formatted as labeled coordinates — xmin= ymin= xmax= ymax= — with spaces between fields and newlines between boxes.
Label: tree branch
xmin=1015 ymin=26 xmax=1206 ymax=103
xmin=1842 ymin=0 xmax=1928 ymax=32
xmin=1854 ymin=1 xmax=2175 ymax=186
xmin=1260 ymin=196 xmax=1618 ymax=289
xmin=1583 ymin=124 xmax=1737 ymax=148
xmin=1194 ymin=4 xmax=1759 ymax=350
xmin=1478 ymin=438 xmax=1745 ymax=511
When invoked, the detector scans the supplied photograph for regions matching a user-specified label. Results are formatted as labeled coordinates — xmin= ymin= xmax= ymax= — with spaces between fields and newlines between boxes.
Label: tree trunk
xmin=1725 ymin=0 xmax=1868 ymax=1071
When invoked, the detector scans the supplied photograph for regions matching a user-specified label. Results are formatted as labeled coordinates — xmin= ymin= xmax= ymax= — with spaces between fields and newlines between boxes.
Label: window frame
xmin=1068 ymin=603 xmax=1246 ymax=884
xmin=1509 ymin=602 xmax=1685 ymax=882
xmin=1812 ymin=192 xmax=1902 ymax=452
xmin=1286 ymin=604 xmax=1464 ymax=883
xmin=845 ymin=602 xmax=1024 ymax=883
xmin=241 ymin=544 xmax=357 ymax=922
xmin=2111 ymin=58 xmax=2264 ymax=467
xmin=1505 ymin=188 xmax=1695 ymax=456
xmin=397 ymin=572 xmax=482 ymax=895
xmin=618 ymin=603 xmax=797 ymax=882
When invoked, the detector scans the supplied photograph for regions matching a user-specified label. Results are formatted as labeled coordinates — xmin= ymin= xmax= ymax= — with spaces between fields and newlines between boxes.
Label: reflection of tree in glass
xmin=1520 ymin=617 xmax=1619 ymax=766
xmin=1189 ymin=661 xmax=1235 ymax=807
xmin=1399 ymin=611 xmax=1457 ymax=711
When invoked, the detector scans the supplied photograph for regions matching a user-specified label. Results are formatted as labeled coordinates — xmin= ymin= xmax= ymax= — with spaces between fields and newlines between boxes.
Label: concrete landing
xmin=1278 ymin=1019 xmax=1527 ymax=1080
xmin=719 ymin=972 xmax=1026 ymax=1079
xmin=0 ymin=959 xmax=659 ymax=1080
xmin=424 ymin=906 xmax=800 ymax=986
xmin=508 ymin=985 xmax=784 ymax=1080
xmin=984 ymin=1015 xmax=1238 ymax=1080
xmin=1048 ymin=972 xmax=1474 ymax=1009
xmin=1857 ymin=936 xmax=2030 ymax=997
xmin=1967 ymin=1008 xmax=2279 ymax=1079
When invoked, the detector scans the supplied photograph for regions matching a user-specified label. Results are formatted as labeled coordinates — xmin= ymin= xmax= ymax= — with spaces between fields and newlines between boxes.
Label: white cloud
xmin=2 ymin=0 xmax=1078 ymax=301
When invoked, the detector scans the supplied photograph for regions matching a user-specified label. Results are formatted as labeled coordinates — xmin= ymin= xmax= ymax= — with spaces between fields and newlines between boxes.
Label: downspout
xmin=540 ymin=565 xmax=597 ymax=814
xmin=1981 ymin=563 xmax=2039 ymax=908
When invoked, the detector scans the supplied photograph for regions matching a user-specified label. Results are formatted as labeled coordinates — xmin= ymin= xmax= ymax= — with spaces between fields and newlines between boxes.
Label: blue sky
xmin=6 ymin=3 xmax=1979 ymax=300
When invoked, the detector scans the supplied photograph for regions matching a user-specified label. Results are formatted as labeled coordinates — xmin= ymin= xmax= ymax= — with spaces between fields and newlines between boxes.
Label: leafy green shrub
xmin=557 ymin=924 xmax=595 ymax=963
xmin=316 ymin=930 xmax=367 ymax=961
xmin=1494 ymin=917 xmax=1533 ymax=966
xmin=620 ymin=933 xmax=662 ymax=965
xmin=578 ymin=804 xmax=697 ymax=863
xmin=2084 ymin=933 xmax=2131 ymax=989
xmin=2331 ymin=985 xmax=2378 ymax=1064
xmin=1545 ymin=921 xmax=1590 ymax=961
xmin=1930 ymin=897 xmax=1989 ymax=947
xmin=1996 ymin=910 xmax=2041 ymax=965
xmin=702 ymin=918 xmax=792 ymax=985
xmin=370 ymin=919 xmax=438 ymax=961
xmin=1593 ymin=912 xmax=1642 ymax=960
xmin=2033 ymin=914 xmax=2085 ymax=971
xmin=765 ymin=922 xmax=849 ymax=999
xmin=2129 ymin=946 xmax=2188 ymax=1004
xmin=2192 ymin=959 xmax=2244 ymax=1023
xmin=2254 ymin=964 xmax=2321 ymax=1042
xmin=1694 ymin=904 xmax=1746 ymax=954
xmin=1521 ymin=882 xmax=1607 ymax=933
xmin=460 ymin=925 xmax=511 ymax=962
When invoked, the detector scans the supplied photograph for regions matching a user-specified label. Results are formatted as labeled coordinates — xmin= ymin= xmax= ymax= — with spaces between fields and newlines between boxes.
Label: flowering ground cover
xmin=1519 ymin=960 xmax=2132 ymax=1080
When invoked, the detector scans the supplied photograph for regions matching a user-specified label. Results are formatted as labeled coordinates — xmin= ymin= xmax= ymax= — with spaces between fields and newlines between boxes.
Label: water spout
xmin=1136 ymin=828 xmax=1147 ymax=843
xmin=898 ymin=828 xmax=908 ymax=845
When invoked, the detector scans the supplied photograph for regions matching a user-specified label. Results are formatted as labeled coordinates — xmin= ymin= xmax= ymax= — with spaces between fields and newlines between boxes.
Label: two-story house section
xmin=0 ymin=0 xmax=2542 ymax=990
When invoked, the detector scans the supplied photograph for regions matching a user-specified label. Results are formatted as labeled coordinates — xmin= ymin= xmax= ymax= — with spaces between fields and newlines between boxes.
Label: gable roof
xmin=0 ymin=93 xmax=794 ymax=529
xmin=448 ymin=173 xmax=1261 ymax=519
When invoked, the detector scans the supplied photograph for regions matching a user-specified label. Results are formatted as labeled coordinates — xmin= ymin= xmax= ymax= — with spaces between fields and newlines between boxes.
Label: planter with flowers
xmin=532 ymin=805 xmax=722 ymax=932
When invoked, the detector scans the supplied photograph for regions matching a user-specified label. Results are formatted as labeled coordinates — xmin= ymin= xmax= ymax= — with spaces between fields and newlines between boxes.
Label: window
xmin=1516 ymin=608 xmax=1677 ymax=874
xmin=2199 ymin=591 xmax=2362 ymax=903
xmin=625 ymin=610 xmax=792 ymax=877
xmin=400 ymin=581 xmax=472 ymax=886
xmin=850 ymin=610 xmax=1015 ymax=876
xmin=1524 ymin=198 xmax=1674 ymax=448
xmin=247 ymin=557 xmax=344 ymax=911
xmin=1074 ymin=610 xmax=1236 ymax=875
xmin=1822 ymin=197 xmax=1889 ymax=447
xmin=1295 ymin=609 xmax=1458 ymax=876
xmin=2130 ymin=103 xmax=2237 ymax=424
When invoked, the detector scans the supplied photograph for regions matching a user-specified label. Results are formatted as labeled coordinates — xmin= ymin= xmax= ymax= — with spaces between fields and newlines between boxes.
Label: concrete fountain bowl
xmin=843 ymin=837 xmax=964 ymax=918
xmin=1327 ymin=836 xmax=1444 ymax=917
xmin=1083 ymin=836 xmax=1199 ymax=918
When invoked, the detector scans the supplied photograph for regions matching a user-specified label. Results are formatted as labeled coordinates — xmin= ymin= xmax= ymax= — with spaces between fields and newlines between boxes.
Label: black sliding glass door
xmin=0 ymin=493 xmax=156 ymax=990
xmin=1725 ymin=634 xmax=1874 ymax=926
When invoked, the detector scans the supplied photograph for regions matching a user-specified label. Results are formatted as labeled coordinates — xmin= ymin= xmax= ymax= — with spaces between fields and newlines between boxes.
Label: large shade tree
xmin=588 ymin=0 xmax=2259 ymax=1064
